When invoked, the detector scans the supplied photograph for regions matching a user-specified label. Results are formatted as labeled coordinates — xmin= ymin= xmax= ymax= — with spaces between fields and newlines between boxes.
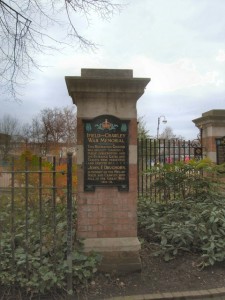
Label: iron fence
xmin=0 ymin=139 xmax=203 ymax=297
xmin=137 ymin=138 xmax=202 ymax=200
xmin=0 ymin=153 xmax=75 ymax=299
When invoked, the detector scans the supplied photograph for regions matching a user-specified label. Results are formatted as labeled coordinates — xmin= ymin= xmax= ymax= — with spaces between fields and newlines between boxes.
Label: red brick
xmin=102 ymin=211 xmax=115 ymax=219
xmin=119 ymin=218 xmax=131 ymax=224
xmin=113 ymin=211 xmax=129 ymax=218
xmin=79 ymin=211 xmax=88 ymax=219
xmin=102 ymin=205 xmax=115 ymax=212
xmin=88 ymin=210 xmax=103 ymax=218
xmin=86 ymin=218 xmax=99 ymax=225
xmin=87 ymin=198 xmax=103 ymax=205
xmin=112 ymin=198 xmax=120 ymax=205
xmin=76 ymin=118 xmax=84 ymax=145
xmin=99 ymin=217 xmax=114 ymax=225
xmin=129 ymin=118 xmax=138 ymax=145
xmin=114 ymin=224 xmax=123 ymax=231
xmin=97 ymin=231 xmax=117 ymax=238
xmin=77 ymin=225 xmax=88 ymax=232
xmin=117 ymin=230 xmax=137 ymax=237
xmin=78 ymin=231 xmax=98 ymax=238
xmin=77 ymin=198 xmax=87 ymax=205
xmin=103 ymin=225 xmax=115 ymax=231
xmin=79 ymin=205 xmax=98 ymax=212
xmin=92 ymin=224 xmax=103 ymax=231
xmin=76 ymin=116 xmax=139 ymax=240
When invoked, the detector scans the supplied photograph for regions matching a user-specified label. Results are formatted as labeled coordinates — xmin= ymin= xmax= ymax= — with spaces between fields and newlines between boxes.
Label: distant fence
xmin=137 ymin=138 xmax=202 ymax=200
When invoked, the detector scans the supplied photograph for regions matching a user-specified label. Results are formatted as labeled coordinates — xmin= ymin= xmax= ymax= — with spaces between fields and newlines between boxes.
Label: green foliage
xmin=145 ymin=158 xmax=225 ymax=202
xmin=138 ymin=159 xmax=225 ymax=268
xmin=138 ymin=116 xmax=150 ymax=139
xmin=17 ymin=150 xmax=53 ymax=169
xmin=0 ymin=196 xmax=101 ymax=297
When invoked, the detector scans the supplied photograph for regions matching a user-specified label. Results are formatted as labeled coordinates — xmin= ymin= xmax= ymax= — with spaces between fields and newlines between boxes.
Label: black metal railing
xmin=137 ymin=138 xmax=202 ymax=200
xmin=0 ymin=153 xmax=75 ymax=299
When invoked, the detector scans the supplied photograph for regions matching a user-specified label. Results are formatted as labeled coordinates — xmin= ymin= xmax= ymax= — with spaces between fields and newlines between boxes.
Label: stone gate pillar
xmin=193 ymin=109 xmax=225 ymax=163
xmin=65 ymin=69 xmax=150 ymax=273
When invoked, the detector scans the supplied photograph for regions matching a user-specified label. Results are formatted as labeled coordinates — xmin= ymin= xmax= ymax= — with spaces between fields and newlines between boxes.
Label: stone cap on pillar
xmin=193 ymin=109 xmax=225 ymax=128
xmin=65 ymin=68 xmax=150 ymax=105
xmin=81 ymin=68 xmax=133 ymax=78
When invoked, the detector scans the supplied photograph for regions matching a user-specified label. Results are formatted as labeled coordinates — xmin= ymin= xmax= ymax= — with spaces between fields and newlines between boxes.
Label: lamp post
xmin=157 ymin=115 xmax=167 ymax=139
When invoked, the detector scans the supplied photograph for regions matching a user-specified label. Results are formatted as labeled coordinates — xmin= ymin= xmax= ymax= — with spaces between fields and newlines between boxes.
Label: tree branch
xmin=0 ymin=0 xmax=123 ymax=101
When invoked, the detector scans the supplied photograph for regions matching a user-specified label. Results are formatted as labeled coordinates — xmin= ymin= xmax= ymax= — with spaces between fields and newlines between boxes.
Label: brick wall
xmin=76 ymin=117 xmax=138 ymax=239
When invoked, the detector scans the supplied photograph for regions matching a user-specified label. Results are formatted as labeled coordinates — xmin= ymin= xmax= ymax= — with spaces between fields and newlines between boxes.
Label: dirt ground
xmin=76 ymin=243 xmax=225 ymax=300
xmin=1 ymin=243 xmax=225 ymax=300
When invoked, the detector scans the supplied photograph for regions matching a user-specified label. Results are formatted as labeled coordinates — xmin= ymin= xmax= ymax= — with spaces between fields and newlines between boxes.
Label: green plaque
xmin=83 ymin=115 xmax=129 ymax=191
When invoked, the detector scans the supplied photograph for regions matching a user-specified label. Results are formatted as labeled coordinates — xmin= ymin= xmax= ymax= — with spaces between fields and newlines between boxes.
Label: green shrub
xmin=0 ymin=196 xmax=101 ymax=297
xmin=138 ymin=159 xmax=225 ymax=268
xmin=145 ymin=158 xmax=225 ymax=202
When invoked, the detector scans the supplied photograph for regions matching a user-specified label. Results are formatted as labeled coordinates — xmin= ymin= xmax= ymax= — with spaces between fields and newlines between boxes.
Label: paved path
xmin=106 ymin=287 xmax=225 ymax=300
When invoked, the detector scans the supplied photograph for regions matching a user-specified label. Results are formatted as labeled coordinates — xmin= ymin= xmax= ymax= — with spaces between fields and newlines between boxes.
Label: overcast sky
xmin=1 ymin=0 xmax=225 ymax=140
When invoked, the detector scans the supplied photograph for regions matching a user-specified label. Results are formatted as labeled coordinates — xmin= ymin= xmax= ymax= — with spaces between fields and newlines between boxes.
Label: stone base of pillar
xmin=83 ymin=237 xmax=141 ymax=274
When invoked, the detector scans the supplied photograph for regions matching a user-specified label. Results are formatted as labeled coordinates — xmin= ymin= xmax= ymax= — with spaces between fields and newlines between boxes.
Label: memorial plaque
xmin=216 ymin=136 xmax=225 ymax=165
xmin=83 ymin=115 xmax=129 ymax=191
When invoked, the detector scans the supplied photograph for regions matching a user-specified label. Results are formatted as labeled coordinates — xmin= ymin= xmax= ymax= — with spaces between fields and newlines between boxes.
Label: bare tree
xmin=27 ymin=106 xmax=77 ymax=155
xmin=62 ymin=106 xmax=77 ymax=148
xmin=159 ymin=126 xmax=184 ymax=140
xmin=0 ymin=114 xmax=21 ymax=159
xmin=0 ymin=0 xmax=122 ymax=100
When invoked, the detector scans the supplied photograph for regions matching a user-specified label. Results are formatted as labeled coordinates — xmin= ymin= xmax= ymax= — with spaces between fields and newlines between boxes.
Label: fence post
xmin=67 ymin=152 xmax=73 ymax=299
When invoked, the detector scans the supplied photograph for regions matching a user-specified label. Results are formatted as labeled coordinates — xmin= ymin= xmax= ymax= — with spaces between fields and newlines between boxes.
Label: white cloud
xmin=204 ymin=71 xmax=224 ymax=87
xmin=216 ymin=49 xmax=225 ymax=62
xmin=127 ymin=56 xmax=224 ymax=93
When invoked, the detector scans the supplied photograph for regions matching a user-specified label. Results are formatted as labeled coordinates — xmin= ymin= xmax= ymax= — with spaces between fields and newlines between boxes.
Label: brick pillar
xmin=65 ymin=69 xmax=150 ymax=273
xmin=193 ymin=109 xmax=225 ymax=163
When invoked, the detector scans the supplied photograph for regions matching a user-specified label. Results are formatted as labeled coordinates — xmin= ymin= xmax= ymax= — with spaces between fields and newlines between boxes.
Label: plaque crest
xmin=95 ymin=119 xmax=119 ymax=131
